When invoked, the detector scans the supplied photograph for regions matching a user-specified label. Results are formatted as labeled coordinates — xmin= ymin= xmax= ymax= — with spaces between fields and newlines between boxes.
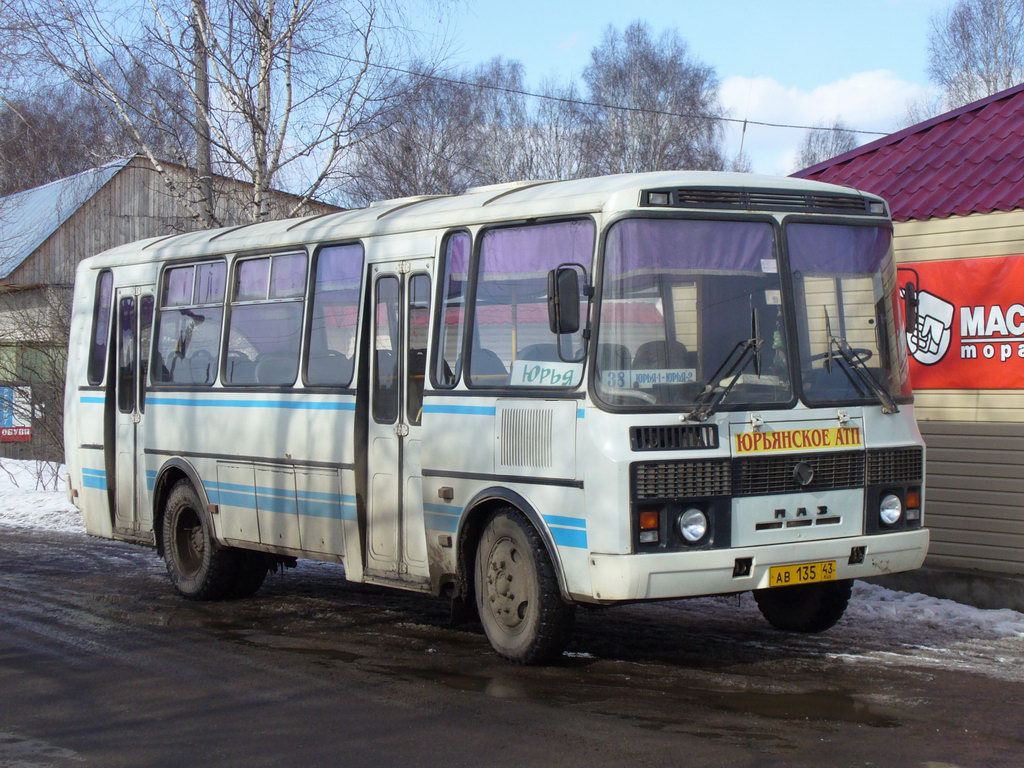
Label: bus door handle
xmin=394 ymin=423 xmax=409 ymax=437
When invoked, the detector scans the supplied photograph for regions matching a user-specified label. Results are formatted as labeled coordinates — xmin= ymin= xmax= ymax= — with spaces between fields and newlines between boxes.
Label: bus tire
xmin=474 ymin=507 xmax=574 ymax=664
xmin=753 ymin=578 xmax=853 ymax=633
xmin=162 ymin=479 xmax=239 ymax=601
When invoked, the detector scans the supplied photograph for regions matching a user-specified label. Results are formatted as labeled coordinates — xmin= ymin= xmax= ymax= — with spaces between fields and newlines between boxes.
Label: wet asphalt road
xmin=1 ymin=527 xmax=1022 ymax=768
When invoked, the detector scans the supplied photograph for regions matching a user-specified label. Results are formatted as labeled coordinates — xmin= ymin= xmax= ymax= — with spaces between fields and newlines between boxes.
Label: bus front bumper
xmin=586 ymin=529 xmax=929 ymax=602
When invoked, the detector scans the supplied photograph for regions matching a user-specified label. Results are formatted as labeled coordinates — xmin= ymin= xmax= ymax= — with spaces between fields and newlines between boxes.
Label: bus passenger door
xmin=113 ymin=287 xmax=154 ymax=537
xmin=365 ymin=260 xmax=432 ymax=587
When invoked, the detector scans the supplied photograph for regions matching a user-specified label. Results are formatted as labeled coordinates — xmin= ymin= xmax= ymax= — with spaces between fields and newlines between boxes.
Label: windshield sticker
xmin=510 ymin=359 xmax=582 ymax=387
xmin=765 ymin=289 xmax=781 ymax=306
xmin=602 ymin=369 xmax=696 ymax=389
xmin=761 ymin=259 xmax=778 ymax=274
xmin=734 ymin=426 xmax=862 ymax=454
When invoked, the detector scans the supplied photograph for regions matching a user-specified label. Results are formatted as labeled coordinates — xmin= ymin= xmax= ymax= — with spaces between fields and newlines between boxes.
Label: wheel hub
xmin=485 ymin=537 xmax=529 ymax=630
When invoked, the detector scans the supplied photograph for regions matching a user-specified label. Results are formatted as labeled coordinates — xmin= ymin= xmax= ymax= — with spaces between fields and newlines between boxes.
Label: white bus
xmin=65 ymin=171 xmax=928 ymax=663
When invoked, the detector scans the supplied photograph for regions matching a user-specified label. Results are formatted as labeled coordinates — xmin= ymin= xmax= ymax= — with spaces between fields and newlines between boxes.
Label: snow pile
xmin=850 ymin=581 xmax=1024 ymax=638
xmin=0 ymin=459 xmax=84 ymax=533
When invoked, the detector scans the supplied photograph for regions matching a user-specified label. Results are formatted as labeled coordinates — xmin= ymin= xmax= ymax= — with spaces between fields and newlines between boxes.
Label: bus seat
xmin=633 ymin=340 xmax=692 ymax=370
xmin=596 ymin=343 xmax=630 ymax=371
xmin=307 ymin=350 xmax=349 ymax=385
xmin=256 ymin=355 xmax=297 ymax=385
xmin=470 ymin=348 xmax=508 ymax=384
xmin=226 ymin=354 xmax=256 ymax=385
xmin=517 ymin=343 xmax=559 ymax=361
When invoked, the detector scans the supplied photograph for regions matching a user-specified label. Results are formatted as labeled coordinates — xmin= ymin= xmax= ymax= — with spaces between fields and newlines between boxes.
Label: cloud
xmin=719 ymin=70 xmax=938 ymax=175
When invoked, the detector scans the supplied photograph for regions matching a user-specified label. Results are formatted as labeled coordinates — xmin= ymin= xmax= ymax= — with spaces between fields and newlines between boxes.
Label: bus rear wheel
xmin=162 ymin=479 xmax=240 ymax=601
xmin=753 ymin=579 xmax=853 ymax=633
xmin=474 ymin=508 xmax=574 ymax=664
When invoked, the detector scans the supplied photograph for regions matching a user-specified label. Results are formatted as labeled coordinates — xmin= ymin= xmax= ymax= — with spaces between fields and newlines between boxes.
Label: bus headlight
xmin=879 ymin=494 xmax=903 ymax=526
xmin=678 ymin=508 xmax=708 ymax=543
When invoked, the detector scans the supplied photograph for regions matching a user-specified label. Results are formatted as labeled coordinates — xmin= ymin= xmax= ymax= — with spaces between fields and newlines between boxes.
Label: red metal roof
xmin=792 ymin=82 xmax=1024 ymax=222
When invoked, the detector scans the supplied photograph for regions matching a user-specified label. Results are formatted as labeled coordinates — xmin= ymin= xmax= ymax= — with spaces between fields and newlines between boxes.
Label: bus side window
xmin=117 ymin=296 xmax=136 ymax=413
xmin=433 ymin=231 xmax=469 ymax=388
xmin=305 ymin=243 xmax=363 ymax=387
xmin=407 ymin=274 xmax=430 ymax=425
xmin=373 ymin=276 xmax=400 ymax=423
xmin=153 ymin=261 xmax=226 ymax=386
xmin=87 ymin=270 xmax=113 ymax=386
xmin=138 ymin=295 xmax=154 ymax=411
xmin=469 ymin=219 xmax=593 ymax=389
xmin=225 ymin=253 xmax=307 ymax=387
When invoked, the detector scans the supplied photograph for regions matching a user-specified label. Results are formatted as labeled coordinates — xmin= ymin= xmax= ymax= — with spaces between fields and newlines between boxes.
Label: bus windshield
xmin=788 ymin=221 xmax=911 ymax=406
xmin=595 ymin=218 xmax=793 ymax=409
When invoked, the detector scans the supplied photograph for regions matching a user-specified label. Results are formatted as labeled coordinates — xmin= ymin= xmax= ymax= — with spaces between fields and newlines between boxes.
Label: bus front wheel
xmin=474 ymin=508 xmax=574 ymax=664
xmin=162 ymin=479 xmax=240 ymax=601
xmin=753 ymin=579 xmax=853 ymax=633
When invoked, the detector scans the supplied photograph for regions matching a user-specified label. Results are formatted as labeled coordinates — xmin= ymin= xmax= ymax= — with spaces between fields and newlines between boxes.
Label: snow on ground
xmin=2 ymin=459 xmax=1022 ymax=671
xmin=0 ymin=459 xmax=83 ymax=534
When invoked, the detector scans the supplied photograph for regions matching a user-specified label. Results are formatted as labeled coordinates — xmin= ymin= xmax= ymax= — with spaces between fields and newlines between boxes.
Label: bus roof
xmin=85 ymin=171 xmax=885 ymax=268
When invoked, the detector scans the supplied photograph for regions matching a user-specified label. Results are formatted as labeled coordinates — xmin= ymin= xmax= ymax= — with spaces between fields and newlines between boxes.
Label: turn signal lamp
xmin=639 ymin=511 xmax=659 ymax=544
xmin=906 ymin=488 xmax=921 ymax=522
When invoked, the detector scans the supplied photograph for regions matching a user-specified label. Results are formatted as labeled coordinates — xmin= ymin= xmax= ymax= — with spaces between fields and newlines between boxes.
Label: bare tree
xmin=928 ymin=0 xmax=1024 ymax=108
xmin=795 ymin=119 xmax=859 ymax=170
xmin=0 ymin=69 xmax=190 ymax=196
xmin=580 ymin=21 xmax=724 ymax=174
xmin=344 ymin=58 xmax=543 ymax=204
xmin=7 ymin=0 xmax=440 ymax=224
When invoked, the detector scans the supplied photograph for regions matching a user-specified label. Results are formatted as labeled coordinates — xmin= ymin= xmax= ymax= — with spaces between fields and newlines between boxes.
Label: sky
xmin=421 ymin=0 xmax=946 ymax=174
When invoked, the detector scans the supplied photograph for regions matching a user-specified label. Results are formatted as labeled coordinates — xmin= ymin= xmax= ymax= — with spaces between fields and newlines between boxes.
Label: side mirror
xmin=547 ymin=266 xmax=580 ymax=335
xmin=903 ymin=281 xmax=918 ymax=330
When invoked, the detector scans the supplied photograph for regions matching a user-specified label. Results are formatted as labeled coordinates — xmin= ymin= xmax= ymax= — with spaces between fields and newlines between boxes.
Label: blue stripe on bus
xmin=82 ymin=468 xmax=107 ymax=490
xmin=203 ymin=481 xmax=357 ymax=521
xmin=421 ymin=404 xmax=496 ymax=416
xmin=423 ymin=513 xmax=460 ymax=533
xmin=80 ymin=396 xmax=105 ymax=404
xmin=147 ymin=397 xmax=355 ymax=411
xmin=543 ymin=514 xmax=586 ymax=529
xmin=296 ymin=499 xmax=357 ymax=521
xmin=577 ymin=409 xmax=585 ymax=419
xmin=423 ymin=503 xmax=462 ymax=533
xmin=549 ymin=527 xmax=588 ymax=549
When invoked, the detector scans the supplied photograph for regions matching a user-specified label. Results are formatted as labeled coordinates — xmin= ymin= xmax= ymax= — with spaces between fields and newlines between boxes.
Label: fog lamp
xmin=678 ymin=508 xmax=708 ymax=543
xmin=879 ymin=493 xmax=902 ymax=526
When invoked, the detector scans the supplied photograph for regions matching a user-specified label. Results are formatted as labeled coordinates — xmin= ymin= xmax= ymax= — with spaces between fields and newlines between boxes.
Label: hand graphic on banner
xmin=905 ymin=289 xmax=954 ymax=366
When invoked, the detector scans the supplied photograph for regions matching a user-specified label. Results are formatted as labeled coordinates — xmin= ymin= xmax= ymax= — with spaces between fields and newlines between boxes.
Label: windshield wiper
xmin=686 ymin=307 xmax=763 ymax=422
xmin=822 ymin=308 xmax=899 ymax=414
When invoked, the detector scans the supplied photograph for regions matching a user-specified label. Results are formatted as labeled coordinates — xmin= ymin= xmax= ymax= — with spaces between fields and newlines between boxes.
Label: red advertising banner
xmin=903 ymin=254 xmax=1024 ymax=389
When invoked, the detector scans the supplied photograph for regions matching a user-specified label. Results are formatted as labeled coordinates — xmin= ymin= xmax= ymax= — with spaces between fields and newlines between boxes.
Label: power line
xmin=332 ymin=55 xmax=891 ymax=137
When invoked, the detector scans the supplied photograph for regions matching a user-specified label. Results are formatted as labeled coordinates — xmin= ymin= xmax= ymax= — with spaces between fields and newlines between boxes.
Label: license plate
xmin=768 ymin=560 xmax=837 ymax=587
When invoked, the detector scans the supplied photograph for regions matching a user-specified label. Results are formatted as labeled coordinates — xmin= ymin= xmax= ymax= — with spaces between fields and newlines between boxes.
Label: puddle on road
xmin=220 ymin=625 xmax=901 ymax=733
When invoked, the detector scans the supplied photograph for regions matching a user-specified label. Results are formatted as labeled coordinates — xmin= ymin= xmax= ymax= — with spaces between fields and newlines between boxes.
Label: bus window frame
xmin=300 ymin=240 xmax=364 ymax=392
xmin=87 ymin=269 xmax=114 ymax=386
xmin=588 ymin=209 xmax=798 ymax=414
xmin=150 ymin=257 xmax=228 ymax=390
xmin=462 ymin=216 xmax=596 ymax=395
xmin=430 ymin=229 xmax=471 ymax=391
xmin=222 ymin=248 xmax=309 ymax=389
xmin=780 ymin=213 xmax=912 ymax=410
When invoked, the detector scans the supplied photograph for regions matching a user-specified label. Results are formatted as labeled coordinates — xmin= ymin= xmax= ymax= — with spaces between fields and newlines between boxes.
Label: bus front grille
xmin=632 ymin=459 xmax=732 ymax=500
xmin=867 ymin=446 xmax=923 ymax=484
xmin=734 ymin=451 xmax=865 ymax=496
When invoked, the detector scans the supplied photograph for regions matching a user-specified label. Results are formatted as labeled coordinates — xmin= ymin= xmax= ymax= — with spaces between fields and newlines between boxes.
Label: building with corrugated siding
xmin=0 ymin=156 xmax=340 ymax=460
xmin=794 ymin=83 xmax=1024 ymax=607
